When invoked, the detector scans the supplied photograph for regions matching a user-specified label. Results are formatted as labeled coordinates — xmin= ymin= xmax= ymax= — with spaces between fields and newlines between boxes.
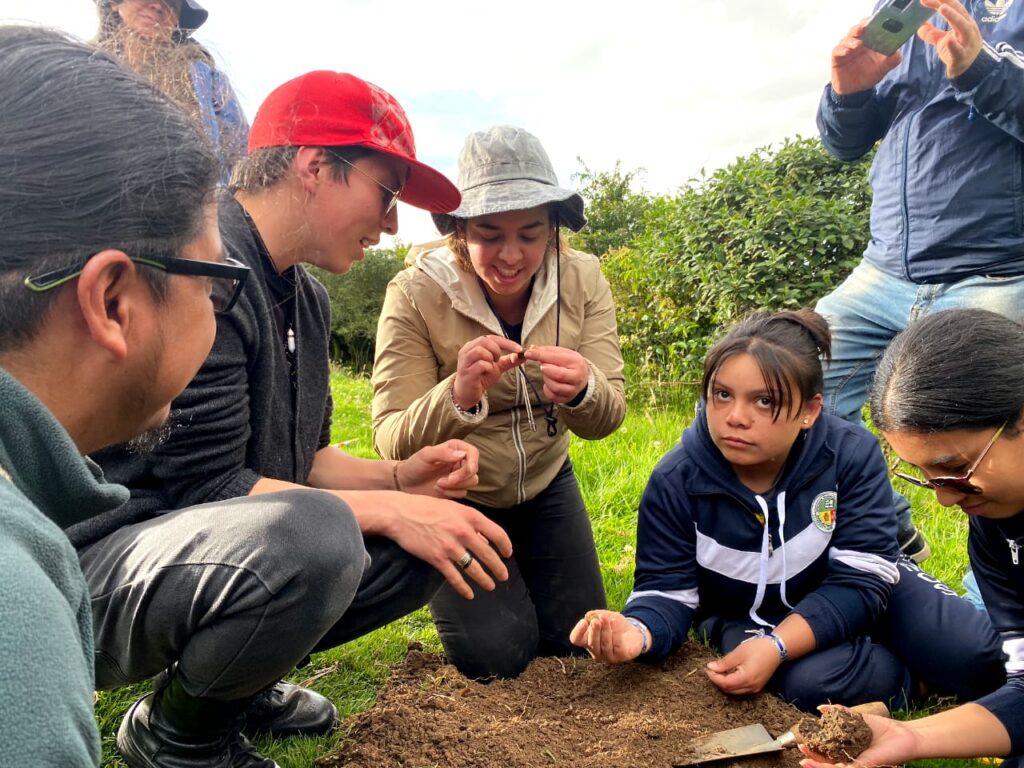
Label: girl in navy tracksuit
xmin=572 ymin=309 xmax=1004 ymax=712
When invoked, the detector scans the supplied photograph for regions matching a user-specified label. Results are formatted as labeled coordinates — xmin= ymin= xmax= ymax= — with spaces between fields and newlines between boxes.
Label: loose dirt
xmin=798 ymin=708 xmax=874 ymax=763
xmin=317 ymin=643 xmax=807 ymax=768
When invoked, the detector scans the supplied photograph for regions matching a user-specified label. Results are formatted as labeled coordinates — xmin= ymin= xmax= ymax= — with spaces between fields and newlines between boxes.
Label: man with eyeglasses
xmin=73 ymin=70 xmax=514 ymax=768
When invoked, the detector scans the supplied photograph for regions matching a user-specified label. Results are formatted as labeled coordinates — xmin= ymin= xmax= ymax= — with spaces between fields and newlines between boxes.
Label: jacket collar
xmin=683 ymin=404 xmax=833 ymax=497
xmin=415 ymin=245 xmax=559 ymax=340
xmin=0 ymin=367 xmax=128 ymax=530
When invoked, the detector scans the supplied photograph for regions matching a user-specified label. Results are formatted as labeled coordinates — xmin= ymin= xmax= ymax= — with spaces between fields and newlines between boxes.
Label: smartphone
xmin=861 ymin=0 xmax=936 ymax=56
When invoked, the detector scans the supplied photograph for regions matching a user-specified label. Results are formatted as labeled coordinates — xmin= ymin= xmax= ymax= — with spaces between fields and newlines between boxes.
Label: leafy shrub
xmin=310 ymin=244 xmax=408 ymax=371
xmin=604 ymin=137 xmax=873 ymax=381
xmin=570 ymin=160 xmax=650 ymax=258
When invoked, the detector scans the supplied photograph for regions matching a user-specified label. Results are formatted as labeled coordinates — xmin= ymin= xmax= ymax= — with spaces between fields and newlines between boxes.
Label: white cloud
xmin=0 ymin=0 xmax=864 ymax=245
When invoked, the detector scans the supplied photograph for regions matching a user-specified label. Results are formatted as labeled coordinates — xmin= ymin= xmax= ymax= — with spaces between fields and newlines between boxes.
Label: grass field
xmin=93 ymin=369 xmax=982 ymax=767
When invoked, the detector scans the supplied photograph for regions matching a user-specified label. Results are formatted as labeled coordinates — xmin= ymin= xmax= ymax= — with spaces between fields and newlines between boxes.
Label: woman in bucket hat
xmin=372 ymin=125 xmax=626 ymax=679
xmin=93 ymin=0 xmax=248 ymax=182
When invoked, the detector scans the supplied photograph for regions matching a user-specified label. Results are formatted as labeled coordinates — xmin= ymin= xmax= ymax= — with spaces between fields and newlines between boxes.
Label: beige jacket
xmin=371 ymin=244 xmax=626 ymax=508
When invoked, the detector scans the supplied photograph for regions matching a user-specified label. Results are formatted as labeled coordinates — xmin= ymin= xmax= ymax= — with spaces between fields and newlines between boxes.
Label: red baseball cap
xmin=248 ymin=71 xmax=460 ymax=214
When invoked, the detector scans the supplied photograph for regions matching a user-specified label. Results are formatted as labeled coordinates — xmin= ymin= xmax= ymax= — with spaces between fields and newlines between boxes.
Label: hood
xmin=414 ymin=244 xmax=561 ymax=341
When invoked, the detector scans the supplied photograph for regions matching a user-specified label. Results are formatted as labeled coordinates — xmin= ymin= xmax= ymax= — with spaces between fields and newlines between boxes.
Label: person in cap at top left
xmin=93 ymin=0 xmax=248 ymax=182
xmin=77 ymin=72 xmax=512 ymax=768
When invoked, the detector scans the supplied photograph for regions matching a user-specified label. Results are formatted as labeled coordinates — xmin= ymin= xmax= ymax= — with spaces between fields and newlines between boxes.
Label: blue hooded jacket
xmin=623 ymin=408 xmax=899 ymax=659
xmin=817 ymin=0 xmax=1024 ymax=283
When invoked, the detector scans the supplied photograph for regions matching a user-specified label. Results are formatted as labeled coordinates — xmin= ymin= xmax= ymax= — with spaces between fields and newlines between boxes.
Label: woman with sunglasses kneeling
xmin=802 ymin=308 xmax=1024 ymax=768
xmin=372 ymin=126 xmax=626 ymax=680
xmin=572 ymin=309 xmax=1004 ymax=713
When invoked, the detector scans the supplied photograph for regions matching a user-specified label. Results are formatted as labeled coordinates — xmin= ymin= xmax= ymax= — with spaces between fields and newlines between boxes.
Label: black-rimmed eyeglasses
xmin=889 ymin=422 xmax=1007 ymax=496
xmin=23 ymin=254 xmax=251 ymax=314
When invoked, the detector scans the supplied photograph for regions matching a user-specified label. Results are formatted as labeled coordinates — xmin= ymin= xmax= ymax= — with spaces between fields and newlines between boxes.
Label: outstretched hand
xmin=831 ymin=19 xmax=903 ymax=95
xmin=705 ymin=637 xmax=781 ymax=696
xmin=569 ymin=610 xmax=645 ymax=663
xmin=397 ymin=439 xmax=479 ymax=498
xmin=386 ymin=496 xmax=513 ymax=600
xmin=453 ymin=335 xmax=523 ymax=410
xmin=917 ymin=0 xmax=982 ymax=79
xmin=799 ymin=707 xmax=916 ymax=768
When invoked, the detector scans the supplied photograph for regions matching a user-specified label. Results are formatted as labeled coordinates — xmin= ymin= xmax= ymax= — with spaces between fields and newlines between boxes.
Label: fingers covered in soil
xmin=799 ymin=708 xmax=874 ymax=763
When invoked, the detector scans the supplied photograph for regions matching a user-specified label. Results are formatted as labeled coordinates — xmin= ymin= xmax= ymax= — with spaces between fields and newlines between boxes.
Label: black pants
xmin=697 ymin=557 xmax=1006 ymax=712
xmin=429 ymin=459 xmax=606 ymax=680
xmin=80 ymin=490 xmax=442 ymax=700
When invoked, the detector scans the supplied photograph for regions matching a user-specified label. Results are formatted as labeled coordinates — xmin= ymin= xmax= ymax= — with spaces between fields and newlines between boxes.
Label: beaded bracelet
xmin=625 ymin=617 xmax=650 ymax=655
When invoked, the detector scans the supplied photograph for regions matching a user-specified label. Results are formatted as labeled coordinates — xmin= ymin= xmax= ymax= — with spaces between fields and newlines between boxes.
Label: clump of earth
xmin=317 ymin=643 xmax=807 ymax=768
xmin=799 ymin=708 xmax=874 ymax=762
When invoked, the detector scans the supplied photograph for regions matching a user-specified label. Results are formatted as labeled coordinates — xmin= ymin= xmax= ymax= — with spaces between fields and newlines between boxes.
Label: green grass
xmin=93 ymin=369 xmax=986 ymax=767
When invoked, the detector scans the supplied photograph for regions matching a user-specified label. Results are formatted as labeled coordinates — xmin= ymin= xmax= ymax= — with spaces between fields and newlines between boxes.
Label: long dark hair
xmin=702 ymin=309 xmax=832 ymax=422
xmin=0 ymin=25 xmax=218 ymax=351
xmin=871 ymin=308 xmax=1024 ymax=437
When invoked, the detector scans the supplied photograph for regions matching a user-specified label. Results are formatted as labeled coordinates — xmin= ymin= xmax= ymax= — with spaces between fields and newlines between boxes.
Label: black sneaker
xmin=898 ymin=525 xmax=932 ymax=564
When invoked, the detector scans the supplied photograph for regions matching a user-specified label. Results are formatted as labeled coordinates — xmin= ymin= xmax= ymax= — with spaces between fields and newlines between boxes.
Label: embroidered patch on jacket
xmin=810 ymin=491 xmax=837 ymax=533
xmin=983 ymin=0 xmax=1014 ymax=23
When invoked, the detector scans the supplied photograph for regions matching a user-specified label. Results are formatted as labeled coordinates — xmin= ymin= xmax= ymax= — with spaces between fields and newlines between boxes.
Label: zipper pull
xmin=1009 ymin=539 xmax=1020 ymax=566
xmin=286 ymin=326 xmax=296 ymax=354
xmin=768 ymin=528 xmax=774 ymax=558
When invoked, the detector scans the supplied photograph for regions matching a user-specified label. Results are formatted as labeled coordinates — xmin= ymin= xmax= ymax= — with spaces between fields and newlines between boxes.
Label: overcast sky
xmin=1 ymin=1 xmax=863 ymax=246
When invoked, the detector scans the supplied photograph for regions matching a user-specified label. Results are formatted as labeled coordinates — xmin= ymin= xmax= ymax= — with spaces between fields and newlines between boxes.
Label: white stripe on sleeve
xmin=626 ymin=588 xmax=699 ymax=611
xmin=829 ymin=548 xmax=900 ymax=584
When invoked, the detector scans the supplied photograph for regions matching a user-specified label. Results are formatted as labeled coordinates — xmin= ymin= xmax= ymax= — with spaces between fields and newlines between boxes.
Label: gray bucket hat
xmin=432 ymin=125 xmax=586 ymax=235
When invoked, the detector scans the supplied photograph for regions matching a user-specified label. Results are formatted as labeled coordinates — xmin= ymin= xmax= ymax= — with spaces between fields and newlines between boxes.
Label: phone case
xmin=861 ymin=0 xmax=936 ymax=56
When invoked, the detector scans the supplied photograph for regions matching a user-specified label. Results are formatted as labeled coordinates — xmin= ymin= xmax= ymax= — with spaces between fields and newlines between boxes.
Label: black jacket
xmin=70 ymin=194 xmax=333 ymax=549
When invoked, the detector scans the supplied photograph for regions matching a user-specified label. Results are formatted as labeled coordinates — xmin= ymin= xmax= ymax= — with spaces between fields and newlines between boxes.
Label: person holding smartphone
xmin=814 ymin=0 xmax=1024 ymax=573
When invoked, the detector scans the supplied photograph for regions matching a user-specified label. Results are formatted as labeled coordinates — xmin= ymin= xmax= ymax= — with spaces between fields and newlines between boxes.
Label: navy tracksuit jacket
xmin=624 ymin=408 xmax=1005 ymax=710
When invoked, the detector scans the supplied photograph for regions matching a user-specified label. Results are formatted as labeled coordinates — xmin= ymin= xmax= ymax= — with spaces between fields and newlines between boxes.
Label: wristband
xmin=625 ymin=617 xmax=650 ymax=655
xmin=392 ymin=460 xmax=402 ymax=492
xmin=767 ymin=631 xmax=788 ymax=663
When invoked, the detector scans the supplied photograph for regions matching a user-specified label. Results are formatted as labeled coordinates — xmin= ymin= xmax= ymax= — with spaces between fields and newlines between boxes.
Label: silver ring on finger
xmin=455 ymin=550 xmax=474 ymax=570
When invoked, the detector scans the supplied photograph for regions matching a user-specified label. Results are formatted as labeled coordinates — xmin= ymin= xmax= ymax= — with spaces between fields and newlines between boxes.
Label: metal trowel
xmin=672 ymin=701 xmax=889 ymax=767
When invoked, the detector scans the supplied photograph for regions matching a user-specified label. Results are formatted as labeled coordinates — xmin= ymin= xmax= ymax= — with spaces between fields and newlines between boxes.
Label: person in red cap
xmin=77 ymin=71 xmax=512 ymax=768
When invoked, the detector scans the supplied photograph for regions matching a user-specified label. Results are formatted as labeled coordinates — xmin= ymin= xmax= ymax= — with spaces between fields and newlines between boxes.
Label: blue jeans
xmin=815 ymin=260 xmax=1024 ymax=533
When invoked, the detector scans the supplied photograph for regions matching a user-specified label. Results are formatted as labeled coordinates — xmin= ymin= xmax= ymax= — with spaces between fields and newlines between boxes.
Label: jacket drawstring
xmin=516 ymin=368 xmax=537 ymax=433
xmin=777 ymin=491 xmax=793 ymax=609
xmin=749 ymin=492 xmax=791 ymax=627
xmin=750 ymin=494 xmax=773 ymax=627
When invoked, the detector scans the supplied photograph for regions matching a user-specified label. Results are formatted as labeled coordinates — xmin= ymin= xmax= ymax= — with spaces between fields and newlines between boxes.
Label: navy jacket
xmin=971 ymin=513 xmax=1024 ymax=754
xmin=624 ymin=408 xmax=899 ymax=659
xmin=817 ymin=0 xmax=1024 ymax=283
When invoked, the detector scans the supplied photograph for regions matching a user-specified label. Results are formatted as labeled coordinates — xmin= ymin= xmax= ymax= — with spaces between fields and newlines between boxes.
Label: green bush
xmin=310 ymin=244 xmax=408 ymax=371
xmin=570 ymin=160 xmax=650 ymax=258
xmin=604 ymin=137 xmax=873 ymax=381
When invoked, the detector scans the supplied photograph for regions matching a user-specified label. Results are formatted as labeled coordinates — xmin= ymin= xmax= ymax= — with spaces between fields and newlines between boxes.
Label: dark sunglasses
xmin=24 ymin=254 xmax=251 ymax=314
xmin=889 ymin=422 xmax=1006 ymax=495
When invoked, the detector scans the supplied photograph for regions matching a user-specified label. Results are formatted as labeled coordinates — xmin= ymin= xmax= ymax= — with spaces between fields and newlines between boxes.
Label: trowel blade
xmin=673 ymin=723 xmax=783 ymax=767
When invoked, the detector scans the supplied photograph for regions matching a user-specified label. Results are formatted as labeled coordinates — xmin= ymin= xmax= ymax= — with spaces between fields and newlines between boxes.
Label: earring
xmin=802 ymin=418 xmax=809 ymax=425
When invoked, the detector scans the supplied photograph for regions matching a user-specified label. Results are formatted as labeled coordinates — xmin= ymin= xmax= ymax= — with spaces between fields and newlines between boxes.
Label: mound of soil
xmin=799 ymin=708 xmax=873 ymax=762
xmin=318 ymin=643 xmax=806 ymax=768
